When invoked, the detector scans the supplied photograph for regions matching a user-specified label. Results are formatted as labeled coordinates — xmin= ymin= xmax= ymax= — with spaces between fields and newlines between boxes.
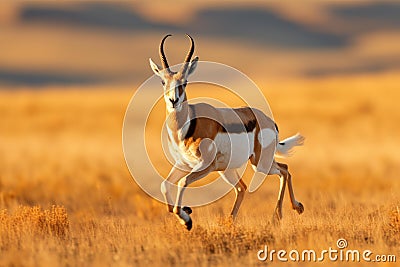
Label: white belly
xmin=214 ymin=131 xmax=254 ymax=169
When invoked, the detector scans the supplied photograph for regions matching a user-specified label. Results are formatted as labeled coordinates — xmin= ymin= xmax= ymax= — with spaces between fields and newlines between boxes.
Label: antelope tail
xmin=275 ymin=133 xmax=305 ymax=158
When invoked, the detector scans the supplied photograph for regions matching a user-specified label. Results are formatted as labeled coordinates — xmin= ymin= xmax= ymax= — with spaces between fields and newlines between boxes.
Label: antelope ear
xmin=149 ymin=58 xmax=162 ymax=77
xmin=187 ymin=56 xmax=199 ymax=76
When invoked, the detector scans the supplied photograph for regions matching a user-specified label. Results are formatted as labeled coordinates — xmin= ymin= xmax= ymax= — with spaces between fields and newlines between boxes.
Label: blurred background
xmin=0 ymin=1 xmax=399 ymax=266
xmin=1 ymin=1 xmax=400 ymax=87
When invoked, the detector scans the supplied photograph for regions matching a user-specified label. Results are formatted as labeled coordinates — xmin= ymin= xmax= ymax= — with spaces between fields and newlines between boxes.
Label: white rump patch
xmin=257 ymin=128 xmax=276 ymax=148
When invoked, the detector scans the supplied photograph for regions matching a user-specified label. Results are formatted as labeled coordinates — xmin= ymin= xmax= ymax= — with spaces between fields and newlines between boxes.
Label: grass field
xmin=0 ymin=72 xmax=399 ymax=266
xmin=1 ymin=2 xmax=399 ymax=265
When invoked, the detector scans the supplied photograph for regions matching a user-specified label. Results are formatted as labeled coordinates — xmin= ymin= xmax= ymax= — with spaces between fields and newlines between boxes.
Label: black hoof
xmin=182 ymin=206 xmax=192 ymax=215
xmin=294 ymin=202 xmax=304 ymax=214
xmin=185 ymin=218 xmax=192 ymax=231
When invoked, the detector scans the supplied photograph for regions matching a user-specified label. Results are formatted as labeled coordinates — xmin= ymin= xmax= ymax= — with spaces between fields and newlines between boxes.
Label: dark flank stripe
xmin=184 ymin=105 xmax=197 ymax=139
xmin=221 ymin=119 xmax=257 ymax=133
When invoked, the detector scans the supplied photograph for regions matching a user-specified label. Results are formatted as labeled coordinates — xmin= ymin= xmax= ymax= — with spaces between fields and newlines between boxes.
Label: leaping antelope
xmin=150 ymin=34 xmax=304 ymax=230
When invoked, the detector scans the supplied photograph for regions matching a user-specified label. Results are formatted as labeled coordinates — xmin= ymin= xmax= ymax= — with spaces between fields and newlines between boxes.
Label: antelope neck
xmin=166 ymin=101 xmax=190 ymax=138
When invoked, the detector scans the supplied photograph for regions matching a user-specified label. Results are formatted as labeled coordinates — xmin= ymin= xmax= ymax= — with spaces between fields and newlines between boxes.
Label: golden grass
xmin=0 ymin=205 xmax=69 ymax=241
xmin=0 ymin=72 xmax=399 ymax=266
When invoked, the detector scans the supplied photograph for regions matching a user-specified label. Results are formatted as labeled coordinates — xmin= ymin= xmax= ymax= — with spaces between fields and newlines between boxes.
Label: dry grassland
xmin=0 ymin=72 xmax=399 ymax=266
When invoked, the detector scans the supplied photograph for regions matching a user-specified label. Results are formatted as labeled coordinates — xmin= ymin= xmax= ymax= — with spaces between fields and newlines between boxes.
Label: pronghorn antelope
xmin=150 ymin=34 xmax=305 ymax=230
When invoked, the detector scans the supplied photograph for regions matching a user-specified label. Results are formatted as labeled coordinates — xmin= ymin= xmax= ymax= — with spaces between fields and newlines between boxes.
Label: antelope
xmin=150 ymin=34 xmax=305 ymax=230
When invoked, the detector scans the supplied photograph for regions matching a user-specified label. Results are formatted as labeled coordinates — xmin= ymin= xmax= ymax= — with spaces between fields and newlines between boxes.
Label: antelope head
xmin=149 ymin=34 xmax=199 ymax=111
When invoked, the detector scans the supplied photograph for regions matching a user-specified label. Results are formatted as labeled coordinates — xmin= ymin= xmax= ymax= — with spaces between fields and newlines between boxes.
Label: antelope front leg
xmin=173 ymin=163 xmax=214 ymax=230
xmin=161 ymin=166 xmax=189 ymax=213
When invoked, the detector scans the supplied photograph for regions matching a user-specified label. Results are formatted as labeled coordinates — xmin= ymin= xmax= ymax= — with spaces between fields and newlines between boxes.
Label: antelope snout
xmin=169 ymin=98 xmax=179 ymax=107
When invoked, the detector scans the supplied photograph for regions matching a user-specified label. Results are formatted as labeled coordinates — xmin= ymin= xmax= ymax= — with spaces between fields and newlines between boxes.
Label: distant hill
xmin=0 ymin=2 xmax=399 ymax=87
xmin=20 ymin=3 xmax=348 ymax=49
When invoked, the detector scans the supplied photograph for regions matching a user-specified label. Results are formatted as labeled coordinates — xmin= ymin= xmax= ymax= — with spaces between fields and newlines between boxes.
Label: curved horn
xmin=180 ymin=34 xmax=195 ymax=73
xmin=159 ymin=34 xmax=172 ymax=70
xmin=184 ymin=34 xmax=195 ymax=63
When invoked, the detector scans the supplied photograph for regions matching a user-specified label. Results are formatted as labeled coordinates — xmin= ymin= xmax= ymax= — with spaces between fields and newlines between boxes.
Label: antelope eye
xmin=161 ymin=80 xmax=165 ymax=86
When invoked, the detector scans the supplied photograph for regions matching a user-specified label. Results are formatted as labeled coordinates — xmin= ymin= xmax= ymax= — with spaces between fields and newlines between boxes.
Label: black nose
xmin=169 ymin=98 xmax=178 ymax=106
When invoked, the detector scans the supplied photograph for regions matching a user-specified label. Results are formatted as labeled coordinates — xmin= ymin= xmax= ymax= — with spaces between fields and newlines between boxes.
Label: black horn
xmin=180 ymin=34 xmax=195 ymax=73
xmin=183 ymin=34 xmax=195 ymax=63
xmin=159 ymin=34 xmax=171 ymax=70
